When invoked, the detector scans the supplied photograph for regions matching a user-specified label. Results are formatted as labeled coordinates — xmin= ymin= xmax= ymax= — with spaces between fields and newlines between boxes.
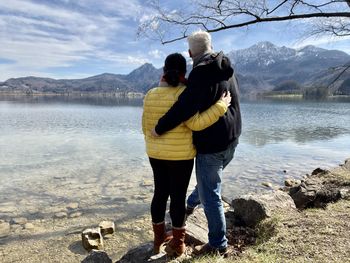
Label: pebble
xmin=54 ymin=212 xmax=68 ymax=219
xmin=69 ymin=212 xmax=83 ymax=218
xmin=10 ymin=217 xmax=28 ymax=225
xmin=10 ymin=224 xmax=22 ymax=232
xmin=0 ymin=222 xmax=10 ymax=237
xmin=262 ymin=182 xmax=273 ymax=188
xmin=24 ymin=223 xmax=35 ymax=230
xmin=0 ymin=204 xmax=17 ymax=213
xmin=134 ymin=195 xmax=148 ymax=200
xmin=140 ymin=180 xmax=153 ymax=187
xmin=285 ymin=179 xmax=301 ymax=187
xmin=66 ymin=202 xmax=79 ymax=210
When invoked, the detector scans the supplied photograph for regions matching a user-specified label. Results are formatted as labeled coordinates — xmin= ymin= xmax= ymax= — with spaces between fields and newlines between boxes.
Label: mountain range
xmin=1 ymin=41 xmax=349 ymax=97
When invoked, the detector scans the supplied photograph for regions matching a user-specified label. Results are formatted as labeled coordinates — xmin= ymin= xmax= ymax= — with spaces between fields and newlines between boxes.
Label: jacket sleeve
xmin=184 ymin=99 xmax=227 ymax=131
xmin=155 ymin=71 xmax=203 ymax=135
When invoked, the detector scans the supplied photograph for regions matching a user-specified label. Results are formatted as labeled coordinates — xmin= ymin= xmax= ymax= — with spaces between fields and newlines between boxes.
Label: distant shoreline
xmin=1 ymin=92 xmax=350 ymax=101
xmin=0 ymin=91 xmax=144 ymax=99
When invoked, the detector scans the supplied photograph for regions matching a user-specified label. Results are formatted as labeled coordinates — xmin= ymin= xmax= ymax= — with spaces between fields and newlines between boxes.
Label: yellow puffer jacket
xmin=142 ymin=85 xmax=228 ymax=160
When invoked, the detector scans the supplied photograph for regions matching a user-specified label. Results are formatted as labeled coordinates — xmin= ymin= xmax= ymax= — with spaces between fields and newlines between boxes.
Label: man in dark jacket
xmin=153 ymin=31 xmax=242 ymax=254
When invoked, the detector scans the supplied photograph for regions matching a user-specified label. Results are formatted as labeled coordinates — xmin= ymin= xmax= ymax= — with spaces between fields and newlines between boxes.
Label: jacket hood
xmin=195 ymin=51 xmax=234 ymax=82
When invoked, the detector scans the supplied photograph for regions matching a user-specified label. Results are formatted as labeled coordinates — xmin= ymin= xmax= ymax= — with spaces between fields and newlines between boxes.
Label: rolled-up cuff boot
xmin=164 ymin=227 xmax=186 ymax=257
xmin=152 ymin=222 xmax=173 ymax=254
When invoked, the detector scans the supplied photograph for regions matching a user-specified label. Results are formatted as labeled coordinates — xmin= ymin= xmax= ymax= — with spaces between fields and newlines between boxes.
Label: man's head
xmin=187 ymin=30 xmax=212 ymax=58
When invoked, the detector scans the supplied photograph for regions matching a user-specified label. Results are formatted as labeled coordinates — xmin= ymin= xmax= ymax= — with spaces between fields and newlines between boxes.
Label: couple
xmin=142 ymin=31 xmax=242 ymax=257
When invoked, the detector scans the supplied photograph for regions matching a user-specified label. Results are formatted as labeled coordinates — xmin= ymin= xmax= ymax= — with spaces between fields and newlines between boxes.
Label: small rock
xmin=262 ymin=182 xmax=273 ymax=188
xmin=311 ymin=168 xmax=326 ymax=175
xmin=284 ymin=179 xmax=301 ymax=187
xmin=343 ymin=158 xmax=350 ymax=170
xmin=69 ymin=212 xmax=83 ymax=218
xmin=99 ymin=221 xmax=115 ymax=236
xmin=340 ymin=189 xmax=350 ymax=200
xmin=0 ymin=221 xmax=10 ymax=237
xmin=81 ymin=250 xmax=112 ymax=263
xmin=66 ymin=202 xmax=79 ymax=210
xmin=24 ymin=223 xmax=35 ymax=230
xmin=82 ymin=228 xmax=103 ymax=251
xmin=54 ymin=212 xmax=68 ymax=219
xmin=11 ymin=224 xmax=22 ymax=232
xmin=140 ymin=180 xmax=153 ymax=187
xmin=134 ymin=195 xmax=148 ymax=200
xmin=0 ymin=204 xmax=17 ymax=213
xmin=10 ymin=217 xmax=28 ymax=225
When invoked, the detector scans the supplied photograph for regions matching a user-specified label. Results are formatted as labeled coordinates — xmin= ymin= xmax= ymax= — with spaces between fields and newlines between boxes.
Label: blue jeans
xmin=187 ymin=140 xmax=238 ymax=249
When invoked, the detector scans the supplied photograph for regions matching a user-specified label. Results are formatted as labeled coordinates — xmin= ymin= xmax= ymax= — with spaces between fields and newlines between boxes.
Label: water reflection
xmin=0 ymin=95 xmax=143 ymax=107
xmin=241 ymin=98 xmax=350 ymax=146
xmin=244 ymin=126 xmax=349 ymax=146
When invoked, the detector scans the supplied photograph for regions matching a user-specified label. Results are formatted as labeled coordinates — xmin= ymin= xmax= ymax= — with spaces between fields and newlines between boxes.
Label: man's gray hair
xmin=187 ymin=30 xmax=212 ymax=57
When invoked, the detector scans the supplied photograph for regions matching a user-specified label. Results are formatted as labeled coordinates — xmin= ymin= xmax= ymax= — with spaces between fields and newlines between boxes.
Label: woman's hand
xmin=151 ymin=128 xmax=160 ymax=137
xmin=220 ymin=91 xmax=231 ymax=107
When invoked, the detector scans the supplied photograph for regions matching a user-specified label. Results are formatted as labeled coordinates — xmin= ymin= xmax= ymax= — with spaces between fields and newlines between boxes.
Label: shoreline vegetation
xmin=1 ymin=91 xmax=350 ymax=102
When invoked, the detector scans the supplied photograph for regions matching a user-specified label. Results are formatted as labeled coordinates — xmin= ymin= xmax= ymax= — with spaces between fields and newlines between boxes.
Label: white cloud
xmin=148 ymin=49 xmax=165 ymax=59
xmin=0 ymin=0 xmax=348 ymax=81
xmin=0 ymin=0 xmax=146 ymax=80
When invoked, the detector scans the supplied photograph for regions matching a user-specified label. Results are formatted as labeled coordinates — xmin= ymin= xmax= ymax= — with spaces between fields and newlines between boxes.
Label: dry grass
xmin=182 ymin=199 xmax=350 ymax=263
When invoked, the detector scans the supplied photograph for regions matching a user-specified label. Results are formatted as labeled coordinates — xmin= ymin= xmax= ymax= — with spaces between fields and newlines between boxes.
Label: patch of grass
xmin=254 ymin=216 xmax=279 ymax=244
xmin=181 ymin=199 xmax=350 ymax=263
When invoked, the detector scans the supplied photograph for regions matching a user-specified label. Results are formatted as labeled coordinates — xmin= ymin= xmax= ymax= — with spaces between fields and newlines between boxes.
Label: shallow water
xmin=0 ymin=96 xmax=349 ymax=221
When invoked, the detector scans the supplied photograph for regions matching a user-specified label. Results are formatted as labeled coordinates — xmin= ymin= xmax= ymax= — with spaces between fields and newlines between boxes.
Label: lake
xmin=0 ymin=96 xmax=350 ymax=221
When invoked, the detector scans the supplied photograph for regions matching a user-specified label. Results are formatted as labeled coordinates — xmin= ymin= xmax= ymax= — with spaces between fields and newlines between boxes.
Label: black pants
xmin=149 ymin=158 xmax=194 ymax=228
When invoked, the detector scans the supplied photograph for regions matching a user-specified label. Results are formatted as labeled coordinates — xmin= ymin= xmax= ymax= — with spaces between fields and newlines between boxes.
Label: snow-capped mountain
xmin=1 ymin=41 xmax=349 ymax=96
xmin=228 ymin=41 xmax=350 ymax=95
xmin=229 ymin=41 xmax=296 ymax=68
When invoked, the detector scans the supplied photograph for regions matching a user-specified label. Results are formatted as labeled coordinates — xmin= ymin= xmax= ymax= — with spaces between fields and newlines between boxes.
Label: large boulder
xmin=289 ymin=163 xmax=350 ymax=209
xmin=81 ymin=250 xmax=112 ymax=263
xmin=232 ymin=190 xmax=296 ymax=227
xmin=115 ymin=242 xmax=162 ymax=263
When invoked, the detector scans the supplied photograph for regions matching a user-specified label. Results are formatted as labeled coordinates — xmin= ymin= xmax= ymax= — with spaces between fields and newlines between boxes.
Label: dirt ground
xmin=0 ymin=213 xmax=154 ymax=263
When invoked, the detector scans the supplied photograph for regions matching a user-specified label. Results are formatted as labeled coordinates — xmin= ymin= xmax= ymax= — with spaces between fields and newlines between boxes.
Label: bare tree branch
xmin=327 ymin=62 xmax=350 ymax=88
xmin=160 ymin=12 xmax=350 ymax=44
xmin=138 ymin=0 xmax=350 ymax=44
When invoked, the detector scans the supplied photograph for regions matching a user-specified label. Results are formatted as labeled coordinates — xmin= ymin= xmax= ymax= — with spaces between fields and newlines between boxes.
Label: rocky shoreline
xmin=82 ymin=158 xmax=350 ymax=263
xmin=1 ymin=158 xmax=349 ymax=262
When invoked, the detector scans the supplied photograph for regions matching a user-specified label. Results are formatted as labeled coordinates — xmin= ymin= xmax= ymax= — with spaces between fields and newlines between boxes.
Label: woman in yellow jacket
xmin=142 ymin=53 xmax=231 ymax=256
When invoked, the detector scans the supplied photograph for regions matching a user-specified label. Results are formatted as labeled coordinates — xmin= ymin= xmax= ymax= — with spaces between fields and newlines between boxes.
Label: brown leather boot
xmin=164 ymin=227 xmax=186 ymax=257
xmin=152 ymin=222 xmax=173 ymax=254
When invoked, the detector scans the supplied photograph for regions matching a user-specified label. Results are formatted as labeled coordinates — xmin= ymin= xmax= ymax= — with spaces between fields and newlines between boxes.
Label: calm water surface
xmin=0 ymin=96 xmax=350 ymax=219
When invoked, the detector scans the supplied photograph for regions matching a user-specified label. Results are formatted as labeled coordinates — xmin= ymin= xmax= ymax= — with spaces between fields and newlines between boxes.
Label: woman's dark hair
xmin=163 ymin=53 xmax=187 ymax=87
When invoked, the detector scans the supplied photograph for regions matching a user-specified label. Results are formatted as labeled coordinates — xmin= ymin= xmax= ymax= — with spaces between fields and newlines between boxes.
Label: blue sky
xmin=0 ymin=0 xmax=349 ymax=81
